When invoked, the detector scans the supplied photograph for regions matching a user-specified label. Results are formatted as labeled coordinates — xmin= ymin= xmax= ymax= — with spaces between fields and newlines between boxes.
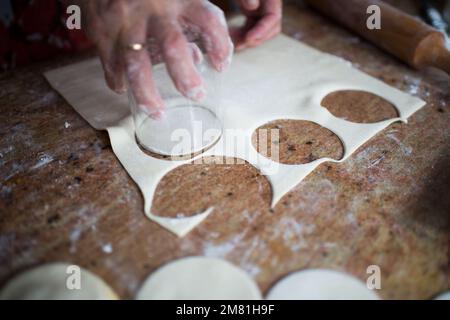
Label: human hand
xmin=231 ymin=0 xmax=282 ymax=51
xmin=78 ymin=0 xmax=233 ymax=118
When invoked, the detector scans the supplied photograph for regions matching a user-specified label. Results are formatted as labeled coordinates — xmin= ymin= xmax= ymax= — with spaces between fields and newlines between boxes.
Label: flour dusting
xmin=102 ymin=243 xmax=113 ymax=254
xmin=31 ymin=154 xmax=54 ymax=170
xmin=387 ymin=133 xmax=413 ymax=156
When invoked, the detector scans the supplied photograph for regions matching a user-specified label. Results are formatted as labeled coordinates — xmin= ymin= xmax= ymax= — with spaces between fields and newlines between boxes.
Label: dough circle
xmin=136 ymin=257 xmax=262 ymax=300
xmin=266 ymin=269 xmax=380 ymax=300
xmin=0 ymin=263 xmax=118 ymax=300
xmin=434 ymin=291 xmax=450 ymax=300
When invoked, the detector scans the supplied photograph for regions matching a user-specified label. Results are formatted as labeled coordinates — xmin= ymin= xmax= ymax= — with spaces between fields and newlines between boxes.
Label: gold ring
xmin=127 ymin=43 xmax=146 ymax=51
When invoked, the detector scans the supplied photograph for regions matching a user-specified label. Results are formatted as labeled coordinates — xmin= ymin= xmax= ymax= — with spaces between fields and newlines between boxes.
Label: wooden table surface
xmin=0 ymin=2 xmax=449 ymax=299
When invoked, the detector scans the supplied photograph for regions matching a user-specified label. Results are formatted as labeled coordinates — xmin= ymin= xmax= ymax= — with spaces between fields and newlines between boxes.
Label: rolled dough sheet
xmin=44 ymin=32 xmax=425 ymax=237
xmin=136 ymin=257 xmax=262 ymax=300
xmin=266 ymin=269 xmax=380 ymax=300
xmin=0 ymin=263 xmax=118 ymax=300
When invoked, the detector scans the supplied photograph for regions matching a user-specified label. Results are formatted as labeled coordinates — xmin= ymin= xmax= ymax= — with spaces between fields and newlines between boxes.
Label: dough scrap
xmin=0 ymin=263 xmax=118 ymax=300
xmin=266 ymin=269 xmax=380 ymax=300
xmin=136 ymin=257 xmax=262 ymax=300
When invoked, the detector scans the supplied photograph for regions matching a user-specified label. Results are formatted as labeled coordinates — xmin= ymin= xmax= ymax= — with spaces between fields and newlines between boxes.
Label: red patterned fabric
xmin=0 ymin=0 xmax=92 ymax=71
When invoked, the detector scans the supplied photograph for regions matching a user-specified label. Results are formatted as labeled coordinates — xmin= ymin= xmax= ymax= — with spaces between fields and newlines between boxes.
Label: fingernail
xmin=245 ymin=0 xmax=258 ymax=9
xmin=236 ymin=43 xmax=246 ymax=51
xmin=138 ymin=104 xmax=166 ymax=120
xmin=218 ymin=59 xmax=230 ymax=72
xmin=219 ymin=37 xmax=234 ymax=72
xmin=150 ymin=109 xmax=166 ymax=120
xmin=115 ymin=86 xmax=127 ymax=95
xmin=186 ymin=84 xmax=206 ymax=101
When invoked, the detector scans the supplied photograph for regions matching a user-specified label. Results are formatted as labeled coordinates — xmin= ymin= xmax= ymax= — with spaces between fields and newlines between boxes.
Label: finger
xmin=234 ymin=0 xmax=282 ymax=50
xmin=86 ymin=1 xmax=126 ymax=93
xmin=97 ymin=39 xmax=126 ymax=94
xmin=230 ymin=20 xmax=255 ymax=51
xmin=229 ymin=16 xmax=258 ymax=51
xmin=230 ymin=28 xmax=246 ymax=51
xmin=87 ymin=2 xmax=125 ymax=94
xmin=228 ymin=17 xmax=256 ymax=45
xmin=146 ymin=40 xmax=203 ymax=66
xmin=155 ymin=21 xmax=205 ymax=101
xmin=189 ymin=43 xmax=204 ymax=65
xmin=186 ymin=1 xmax=233 ymax=72
xmin=245 ymin=13 xmax=280 ymax=43
xmin=229 ymin=26 xmax=244 ymax=43
xmin=147 ymin=38 xmax=164 ymax=65
xmin=244 ymin=20 xmax=281 ymax=49
xmin=121 ymin=22 xmax=165 ymax=119
xmin=239 ymin=0 xmax=260 ymax=11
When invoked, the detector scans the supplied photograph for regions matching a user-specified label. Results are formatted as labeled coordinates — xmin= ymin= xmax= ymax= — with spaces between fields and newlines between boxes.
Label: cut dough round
xmin=0 ymin=263 xmax=118 ymax=300
xmin=434 ymin=291 xmax=450 ymax=300
xmin=266 ymin=269 xmax=380 ymax=300
xmin=136 ymin=257 xmax=262 ymax=300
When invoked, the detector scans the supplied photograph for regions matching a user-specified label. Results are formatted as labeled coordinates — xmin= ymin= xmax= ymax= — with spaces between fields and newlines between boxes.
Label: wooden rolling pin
xmin=305 ymin=0 xmax=450 ymax=75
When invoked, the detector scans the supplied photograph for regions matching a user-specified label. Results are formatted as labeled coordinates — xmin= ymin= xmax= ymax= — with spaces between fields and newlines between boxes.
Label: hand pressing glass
xmin=75 ymin=0 xmax=233 ymax=119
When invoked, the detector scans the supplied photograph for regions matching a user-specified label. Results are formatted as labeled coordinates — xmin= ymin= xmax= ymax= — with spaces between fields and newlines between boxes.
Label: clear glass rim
xmin=135 ymin=104 xmax=223 ymax=158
